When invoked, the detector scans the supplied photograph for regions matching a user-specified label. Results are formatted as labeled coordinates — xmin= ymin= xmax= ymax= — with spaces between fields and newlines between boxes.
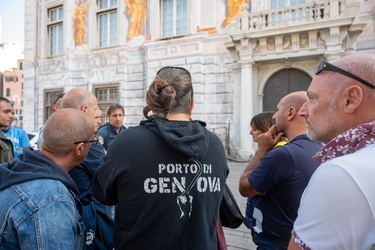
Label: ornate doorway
xmin=263 ymin=69 xmax=312 ymax=111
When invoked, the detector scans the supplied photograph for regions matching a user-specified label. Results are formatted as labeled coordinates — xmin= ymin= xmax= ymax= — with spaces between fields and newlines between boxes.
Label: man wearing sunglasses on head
xmin=37 ymin=93 xmax=65 ymax=150
xmin=51 ymin=92 xmax=65 ymax=112
xmin=289 ymin=54 xmax=375 ymax=250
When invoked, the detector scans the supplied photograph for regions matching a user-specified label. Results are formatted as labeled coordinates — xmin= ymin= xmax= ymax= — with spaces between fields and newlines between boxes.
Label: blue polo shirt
xmin=248 ymin=134 xmax=322 ymax=242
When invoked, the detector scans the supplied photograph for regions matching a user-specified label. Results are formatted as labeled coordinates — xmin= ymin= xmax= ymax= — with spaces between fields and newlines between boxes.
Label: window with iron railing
xmin=94 ymin=84 xmax=120 ymax=124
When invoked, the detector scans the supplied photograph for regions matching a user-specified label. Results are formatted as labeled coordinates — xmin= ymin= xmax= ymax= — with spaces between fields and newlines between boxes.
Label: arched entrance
xmin=263 ymin=69 xmax=312 ymax=111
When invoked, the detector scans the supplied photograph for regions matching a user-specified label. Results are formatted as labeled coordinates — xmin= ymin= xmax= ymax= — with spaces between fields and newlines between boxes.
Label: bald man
xmin=36 ymin=93 xmax=66 ymax=149
xmin=0 ymin=108 xmax=95 ymax=249
xmin=50 ymin=93 xmax=65 ymax=113
xmin=63 ymin=88 xmax=114 ymax=250
xmin=239 ymin=91 xmax=322 ymax=249
xmin=289 ymin=54 xmax=375 ymax=250
xmin=62 ymin=88 xmax=98 ymax=116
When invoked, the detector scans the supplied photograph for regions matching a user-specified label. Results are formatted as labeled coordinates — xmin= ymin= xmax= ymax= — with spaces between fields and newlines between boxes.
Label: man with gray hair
xmin=63 ymin=88 xmax=114 ymax=250
xmin=0 ymin=108 xmax=95 ymax=249
xmin=289 ymin=54 xmax=375 ymax=249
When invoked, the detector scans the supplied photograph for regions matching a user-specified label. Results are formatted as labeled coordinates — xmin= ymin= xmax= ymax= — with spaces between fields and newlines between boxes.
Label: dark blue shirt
xmin=98 ymin=123 xmax=126 ymax=151
xmin=248 ymin=134 xmax=322 ymax=242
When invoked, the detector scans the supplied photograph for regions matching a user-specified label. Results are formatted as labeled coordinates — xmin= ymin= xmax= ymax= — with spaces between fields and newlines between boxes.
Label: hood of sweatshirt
xmin=0 ymin=147 xmax=78 ymax=193
xmin=141 ymin=118 xmax=210 ymax=160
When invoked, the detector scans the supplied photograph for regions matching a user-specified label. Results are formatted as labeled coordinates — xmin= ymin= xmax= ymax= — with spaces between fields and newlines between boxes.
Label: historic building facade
xmin=2 ymin=59 xmax=24 ymax=127
xmin=23 ymin=0 xmax=374 ymax=155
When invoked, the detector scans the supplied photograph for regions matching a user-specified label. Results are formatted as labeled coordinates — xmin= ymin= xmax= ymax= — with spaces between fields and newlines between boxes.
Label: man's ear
xmin=287 ymin=107 xmax=296 ymax=121
xmin=74 ymin=142 xmax=85 ymax=156
xmin=80 ymin=105 xmax=88 ymax=113
xmin=51 ymin=104 xmax=59 ymax=111
xmin=343 ymin=85 xmax=363 ymax=114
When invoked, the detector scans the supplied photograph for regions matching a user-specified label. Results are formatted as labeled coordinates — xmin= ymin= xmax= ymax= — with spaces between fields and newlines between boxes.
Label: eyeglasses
xmin=73 ymin=139 xmax=99 ymax=145
xmin=156 ymin=66 xmax=191 ymax=78
xmin=53 ymin=93 xmax=65 ymax=105
xmin=316 ymin=61 xmax=374 ymax=89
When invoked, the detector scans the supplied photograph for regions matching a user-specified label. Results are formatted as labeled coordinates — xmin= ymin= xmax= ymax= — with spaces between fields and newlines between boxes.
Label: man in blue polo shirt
xmin=239 ymin=91 xmax=322 ymax=249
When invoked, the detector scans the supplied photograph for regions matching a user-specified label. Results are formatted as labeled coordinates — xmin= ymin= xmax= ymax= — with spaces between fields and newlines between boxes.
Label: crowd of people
xmin=0 ymin=54 xmax=374 ymax=250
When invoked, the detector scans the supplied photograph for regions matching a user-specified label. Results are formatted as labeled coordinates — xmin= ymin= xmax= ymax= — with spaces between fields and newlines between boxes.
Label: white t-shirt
xmin=293 ymin=145 xmax=375 ymax=250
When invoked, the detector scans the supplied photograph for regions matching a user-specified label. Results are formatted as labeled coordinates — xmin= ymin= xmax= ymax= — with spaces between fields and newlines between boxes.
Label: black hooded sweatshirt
xmin=93 ymin=118 xmax=229 ymax=250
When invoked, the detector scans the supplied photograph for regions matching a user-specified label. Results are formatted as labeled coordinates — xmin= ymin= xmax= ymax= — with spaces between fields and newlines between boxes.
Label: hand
xmin=16 ymin=147 xmax=23 ymax=151
xmin=257 ymin=125 xmax=284 ymax=153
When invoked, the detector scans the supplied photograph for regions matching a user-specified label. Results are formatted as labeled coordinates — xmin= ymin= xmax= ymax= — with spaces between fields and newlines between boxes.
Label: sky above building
xmin=0 ymin=0 xmax=25 ymax=45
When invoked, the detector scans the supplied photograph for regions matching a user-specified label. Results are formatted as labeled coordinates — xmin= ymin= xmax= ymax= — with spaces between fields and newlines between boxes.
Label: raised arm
xmin=239 ymin=125 xmax=283 ymax=197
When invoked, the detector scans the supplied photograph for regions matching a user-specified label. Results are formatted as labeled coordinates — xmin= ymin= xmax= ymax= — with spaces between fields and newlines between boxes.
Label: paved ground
xmin=224 ymin=160 xmax=257 ymax=250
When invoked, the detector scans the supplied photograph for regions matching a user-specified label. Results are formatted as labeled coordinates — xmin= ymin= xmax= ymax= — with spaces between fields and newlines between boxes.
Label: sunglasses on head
xmin=155 ymin=66 xmax=193 ymax=99
xmin=156 ymin=66 xmax=191 ymax=78
xmin=316 ymin=61 xmax=374 ymax=89
xmin=53 ymin=93 xmax=65 ymax=105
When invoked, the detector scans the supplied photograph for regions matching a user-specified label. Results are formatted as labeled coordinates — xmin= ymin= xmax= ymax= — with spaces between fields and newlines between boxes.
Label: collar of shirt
xmin=110 ymin=124 xmax=123 ymax=135
xmin=313 ymin=120 xmax=375 ymax=163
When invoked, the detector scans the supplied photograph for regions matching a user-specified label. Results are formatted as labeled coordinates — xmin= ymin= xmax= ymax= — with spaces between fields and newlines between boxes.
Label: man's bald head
xmin=273 ymin=91 xmax=308 ymax=140
xmin=280 ymin=91 xmax=308 ymax=113
xmin=43 ymin=108 xmax=95 ymax=157
xmin=62 ymin=88 xmax=98 ymax=118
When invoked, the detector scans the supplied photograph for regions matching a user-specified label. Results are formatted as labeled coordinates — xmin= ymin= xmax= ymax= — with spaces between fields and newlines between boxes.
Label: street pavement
xmin=224 ymin=160 xmax=257 ymax=250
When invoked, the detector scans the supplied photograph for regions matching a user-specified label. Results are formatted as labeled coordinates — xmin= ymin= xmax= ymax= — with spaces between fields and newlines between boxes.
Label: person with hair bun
xmin=93 ymin=66 xmax=229 ymax=249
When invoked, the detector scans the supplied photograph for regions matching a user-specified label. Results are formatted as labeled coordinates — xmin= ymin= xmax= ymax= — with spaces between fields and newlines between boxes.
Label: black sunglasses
xmin=316 ymin=61 xmax=374 ymax=89
xmin=53 ymin=93 xmax=65 ymax=105
xmin=74 ymin=139 xmax=99 ymax=145
xmin=156 ymin=66 xmax=191 ymax=78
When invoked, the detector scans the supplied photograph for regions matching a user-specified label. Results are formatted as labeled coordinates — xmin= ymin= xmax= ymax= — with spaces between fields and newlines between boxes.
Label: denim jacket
xmin=0 ymin=179 xmax=84 ymax=249
xmin=0 ymin=148 xmax=84 ymax=250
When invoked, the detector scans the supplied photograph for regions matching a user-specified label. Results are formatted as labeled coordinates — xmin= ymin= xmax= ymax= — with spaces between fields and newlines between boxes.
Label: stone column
xmin=239 ymin=60 xmax=254 ymax=155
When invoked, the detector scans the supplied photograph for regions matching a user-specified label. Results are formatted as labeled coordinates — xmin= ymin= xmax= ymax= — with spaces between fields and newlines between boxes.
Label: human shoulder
xmin=98 ymin=123 xmax=110 ymax=132
xmin=0 ymin=132 xmax=11 ymax=141
xmin=283 ymin=134 xmax=322 ymax=152
xmin=253 ymin=145 xmax=292 ymax=173
xmin=15 ymin=179 xmax=75 ymax=205
xmin=294 ymin=159 xmax=375 ymax=249
xmin=12 ymin=126 xmax=28 ymax=135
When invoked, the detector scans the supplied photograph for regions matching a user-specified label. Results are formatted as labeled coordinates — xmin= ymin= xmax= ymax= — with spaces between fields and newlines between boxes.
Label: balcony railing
xmin=231 ymin=0 xmax=358 ymax=33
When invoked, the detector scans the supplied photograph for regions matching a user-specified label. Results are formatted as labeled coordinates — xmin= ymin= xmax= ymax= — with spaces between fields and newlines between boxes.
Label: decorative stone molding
xmin=227 ymin=0 xmax=366 ymax=61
